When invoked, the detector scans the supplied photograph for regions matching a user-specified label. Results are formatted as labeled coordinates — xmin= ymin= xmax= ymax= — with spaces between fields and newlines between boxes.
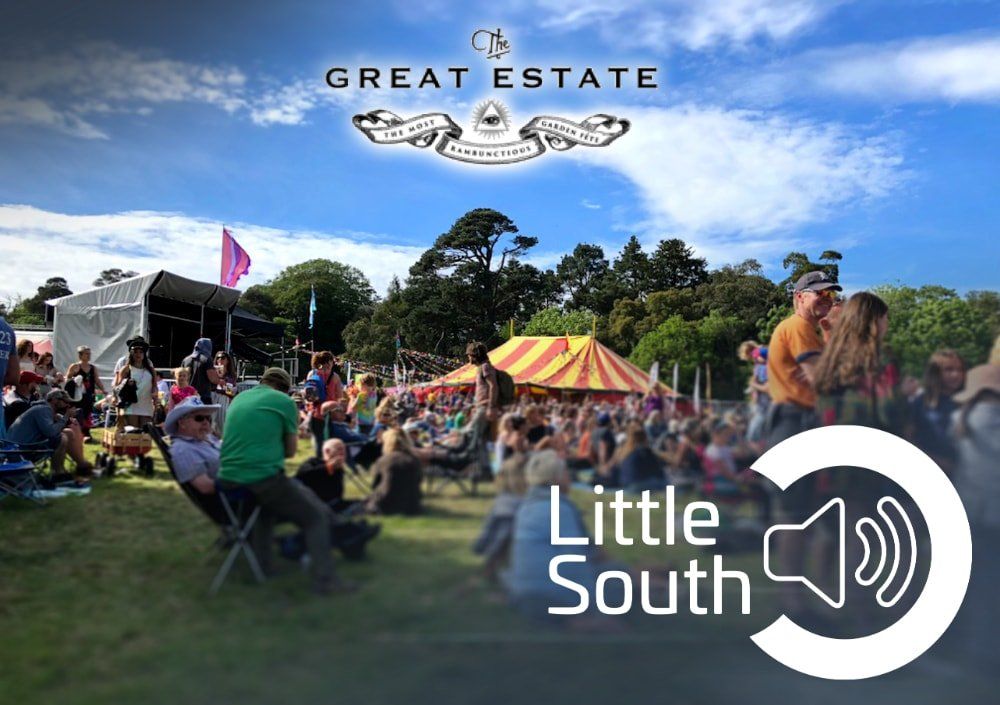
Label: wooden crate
xmin=101 ymin=428 xmax=152 ymax=457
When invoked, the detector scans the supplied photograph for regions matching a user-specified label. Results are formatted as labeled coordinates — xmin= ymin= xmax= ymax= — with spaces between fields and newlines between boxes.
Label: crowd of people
xmin=3 ymin=271 xmax=999 ymax=656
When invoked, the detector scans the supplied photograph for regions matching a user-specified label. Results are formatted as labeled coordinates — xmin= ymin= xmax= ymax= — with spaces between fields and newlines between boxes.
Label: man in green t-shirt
xmin=220 ymin=367 xmax=348 ymax=594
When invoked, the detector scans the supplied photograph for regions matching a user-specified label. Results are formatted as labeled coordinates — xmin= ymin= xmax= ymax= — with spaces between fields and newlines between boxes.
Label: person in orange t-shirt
xmin=764 ymin=270 xmax=841 ymax=619
xmin=767 ymin=270 xmax=842 ymax=431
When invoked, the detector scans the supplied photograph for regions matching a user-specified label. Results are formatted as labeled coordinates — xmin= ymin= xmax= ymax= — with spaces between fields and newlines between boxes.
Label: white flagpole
xmin=693 ymin=365 xmax=701 ymax=415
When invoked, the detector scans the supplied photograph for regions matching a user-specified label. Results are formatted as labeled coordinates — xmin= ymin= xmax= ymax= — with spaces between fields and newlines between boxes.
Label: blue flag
xmin=309 ymin=286 xmax=317 ymax=330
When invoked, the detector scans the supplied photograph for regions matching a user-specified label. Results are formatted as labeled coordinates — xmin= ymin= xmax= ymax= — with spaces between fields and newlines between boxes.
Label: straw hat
xmin=953 ymin=364 xmax=1000 ymax=404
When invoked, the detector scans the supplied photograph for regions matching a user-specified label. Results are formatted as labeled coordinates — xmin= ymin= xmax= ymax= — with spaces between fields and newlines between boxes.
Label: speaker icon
xmin=763 ymin=496 xmax=918 ymax=609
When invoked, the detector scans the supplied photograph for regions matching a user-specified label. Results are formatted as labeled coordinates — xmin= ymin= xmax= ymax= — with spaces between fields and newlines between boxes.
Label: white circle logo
xmin=750 ymin=425 xmax=972 ymax=680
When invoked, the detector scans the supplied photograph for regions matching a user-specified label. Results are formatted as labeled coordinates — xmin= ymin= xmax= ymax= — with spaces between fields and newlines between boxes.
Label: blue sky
xmin=1 ymin=0 xmax=998 ymax=301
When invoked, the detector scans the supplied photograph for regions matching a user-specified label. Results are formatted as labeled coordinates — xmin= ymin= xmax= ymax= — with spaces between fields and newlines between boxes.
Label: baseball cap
xmin=794 ymin=271 xmax=842 ymax=293
xmin=261 ymin=367 xmax=293 ymax=391
xmin=19 ymin=370 xmax=45 ymax=385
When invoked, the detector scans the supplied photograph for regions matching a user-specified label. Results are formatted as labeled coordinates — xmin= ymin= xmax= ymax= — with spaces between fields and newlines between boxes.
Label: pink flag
xmin=220 ymin=227 xmax=252 ymax=287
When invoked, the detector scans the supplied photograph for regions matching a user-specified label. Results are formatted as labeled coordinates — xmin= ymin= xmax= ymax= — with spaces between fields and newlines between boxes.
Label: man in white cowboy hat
xmin=165 ymin=396 xmax=222 ymax=495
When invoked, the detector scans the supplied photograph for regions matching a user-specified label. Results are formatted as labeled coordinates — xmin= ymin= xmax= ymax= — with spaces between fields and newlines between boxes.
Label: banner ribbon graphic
xmin=352 ymin=110 xmax=630 ymax=165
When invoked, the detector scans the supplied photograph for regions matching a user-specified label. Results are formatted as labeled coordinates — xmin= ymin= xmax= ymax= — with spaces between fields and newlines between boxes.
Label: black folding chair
xmin=343 ymin=441 xmax=374 ymax=495
xmin=423 ymin=418 xmax=490 ymax=496
xmin=145 ymin=424 xmax=265 ymax=595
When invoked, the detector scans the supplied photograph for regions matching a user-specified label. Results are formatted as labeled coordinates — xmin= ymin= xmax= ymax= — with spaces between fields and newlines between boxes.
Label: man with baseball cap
xmin=764 ymin=270 xmax=842 ymax=617
xmin=766 ymin=270 xmax=842 ymax=445
xmin=4 ymin=370 xmax=44 ymax=428
xmin=7 ymin=388 xmax=93 ymax=477
xmin=219 ymin=367 xmax=351 ymax=595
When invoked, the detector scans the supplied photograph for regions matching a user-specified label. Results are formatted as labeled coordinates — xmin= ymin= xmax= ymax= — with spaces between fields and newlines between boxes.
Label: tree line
xmin=5 ymin=211 xmax=997 ymax=398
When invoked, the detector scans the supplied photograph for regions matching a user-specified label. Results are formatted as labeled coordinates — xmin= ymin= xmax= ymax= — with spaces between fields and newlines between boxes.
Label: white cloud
xmin=526 ymin=0 xmax=844 ymax=51
xmin=0 ymin=205 xmax=424 ymax=300
xmin=0 ymin=41 xmax=472 ymax=136
xmin=567 ymin=104 xmax=905 ymax=258
xmin=580 ymin=199 xmax=601 ymax=209
xmin=745 ymin=34 xmax=1000 ymax=104
xmin=0 ymin=42 xmax=248 ymax=138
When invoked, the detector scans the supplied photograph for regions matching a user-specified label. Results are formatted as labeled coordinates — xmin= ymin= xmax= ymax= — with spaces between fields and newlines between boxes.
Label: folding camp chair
xmin=0 ymin=439 xmax=57 ymax=506
xmin=423 ymin=416 xmax=490 ymax=496
xmin=145 ymin=424 xmax=265 ymax=595
xmin=343 ymin=441 xmax=374 ymax=495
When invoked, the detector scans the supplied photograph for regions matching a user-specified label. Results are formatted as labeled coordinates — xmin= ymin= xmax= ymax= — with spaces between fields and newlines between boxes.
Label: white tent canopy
xmin=47 ymin=271 xmax=241 ymax=384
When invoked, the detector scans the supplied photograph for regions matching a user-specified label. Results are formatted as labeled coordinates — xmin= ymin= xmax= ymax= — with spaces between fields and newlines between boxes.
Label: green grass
xmin=0 ymin=439 xmax=988 ymax=705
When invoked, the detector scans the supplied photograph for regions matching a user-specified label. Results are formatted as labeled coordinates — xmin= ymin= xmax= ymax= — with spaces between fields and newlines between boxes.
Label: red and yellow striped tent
xmin=428 ymin=335 xmax=671 ymax=396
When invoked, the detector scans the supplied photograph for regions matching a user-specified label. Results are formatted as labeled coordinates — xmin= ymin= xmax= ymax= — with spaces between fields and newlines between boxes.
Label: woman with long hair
xmin=211 ymin=350 xmax=238 ymax=435
xmin=366 ymin=428 xmax=423 ymax=515
xmin=613 ymin=420 xmax=666 ymax=490
xmin=813 ymin=292 xmax=898 ymax=429
xmin=16 ymin=339 xmax=36 ymax=373
xmin=909 ymin=348 xmax=966 ymax=474
xmin=33 ymin=351 xmax=63 ymax=396
xmin=114 ymin=338 xmax=160 ymax=427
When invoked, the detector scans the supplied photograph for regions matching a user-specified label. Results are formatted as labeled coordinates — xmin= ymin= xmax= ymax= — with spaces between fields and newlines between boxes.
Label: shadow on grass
xmin=0 ymin=445 xmax=991 ymax=705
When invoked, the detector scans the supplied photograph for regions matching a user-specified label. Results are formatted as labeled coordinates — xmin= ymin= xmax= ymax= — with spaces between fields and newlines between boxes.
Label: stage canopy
xmin=46 ymin=270 xmax=241 ymax=381
xmin=429 ymin=335 xmax=672 ymax=396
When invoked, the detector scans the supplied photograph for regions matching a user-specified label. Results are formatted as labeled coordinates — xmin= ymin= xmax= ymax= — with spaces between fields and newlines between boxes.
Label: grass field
xmin=0 ymin=438 xmax=989 ymax=705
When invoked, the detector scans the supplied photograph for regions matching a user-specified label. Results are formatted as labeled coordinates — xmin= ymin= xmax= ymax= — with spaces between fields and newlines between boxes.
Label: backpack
xmin=495 ymin=368 xmax=515 ymax=407
xmin=184 ymin=355 xmax=213 ymax=403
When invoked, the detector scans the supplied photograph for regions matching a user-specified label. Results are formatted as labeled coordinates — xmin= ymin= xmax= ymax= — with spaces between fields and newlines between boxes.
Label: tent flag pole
xmin=509 ymin=318 xmax=514 ymax=338
xmin=591 ymin=315 xmax=597 ymax=338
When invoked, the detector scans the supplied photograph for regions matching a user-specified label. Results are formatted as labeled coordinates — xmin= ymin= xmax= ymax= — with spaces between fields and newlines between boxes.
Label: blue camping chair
xmin=0 ymin=439 xmax=54 ymax=506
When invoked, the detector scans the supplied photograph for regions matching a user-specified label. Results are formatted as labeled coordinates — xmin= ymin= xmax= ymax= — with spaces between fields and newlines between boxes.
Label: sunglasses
xmin=804 ymin=288 xmax=838 ymax=300
xmin=191 ymin=414 xmax=213 ymax=423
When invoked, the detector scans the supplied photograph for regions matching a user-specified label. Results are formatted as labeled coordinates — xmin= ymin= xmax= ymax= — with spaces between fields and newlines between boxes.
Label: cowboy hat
xmin=164 ymin=396 xmax=220 ymax=436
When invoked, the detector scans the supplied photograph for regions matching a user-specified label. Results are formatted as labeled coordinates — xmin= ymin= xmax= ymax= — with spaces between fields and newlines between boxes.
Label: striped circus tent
xmin=429 ymin=335 xmax=672 ymax=396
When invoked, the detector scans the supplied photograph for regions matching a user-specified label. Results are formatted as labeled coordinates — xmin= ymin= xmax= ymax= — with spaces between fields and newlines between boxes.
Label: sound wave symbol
xmin=855 ymin=497 xmax=917 ymax=608
xmin=763 ymin=496 xmax=919 ymax=609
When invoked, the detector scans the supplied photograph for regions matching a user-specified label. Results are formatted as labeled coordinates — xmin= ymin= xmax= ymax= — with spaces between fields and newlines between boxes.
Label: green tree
xmin=239 ymin=285 xmax=279 ymax=320
xmin=555 ymin=243 xmax=615 ymax=314
xmin=966 ymin=290 xmax=1000 ymax=339
xmin=522 ymin=307 xmax=596 ymax=337
xmin=254 ymin=259 xmax=375 ymax=353
xmin=647 ymin=238 xmax=708 ymax=291
xmin=606 ymin=297 xmax=647 ymax=352
xmin=611 ymin=235 xmax=650 ymax=300
xmin=398 ymin=208 xmax=554 ymax=354
xmin=873 ymin=284 xmax=995 ymax=374
xmin=780 ymin=250 xmax=843 ymax=289
xmin=343 ymin=277 xmax=407 ymax=364
xmin=93 ymin=269 xmax=139 ymax=287
xmin=630 ymin=316 xmax=702 ymax=390
xmin=696 ymin=260 xmax=784 ymax=327
xmin=14 ymin=277 xmax=73 ymax=322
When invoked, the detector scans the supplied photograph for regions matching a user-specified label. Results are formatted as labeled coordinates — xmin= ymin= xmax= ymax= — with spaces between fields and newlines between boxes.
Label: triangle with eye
xmin=475 ymin=102 xmax=509 ymax=132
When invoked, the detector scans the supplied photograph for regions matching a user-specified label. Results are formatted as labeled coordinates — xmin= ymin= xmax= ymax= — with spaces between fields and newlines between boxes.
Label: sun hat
xmin=953 ymin=364 xmax=1000 ymax=404
xmin=164 ymin=396 xmax=220 ymax=436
